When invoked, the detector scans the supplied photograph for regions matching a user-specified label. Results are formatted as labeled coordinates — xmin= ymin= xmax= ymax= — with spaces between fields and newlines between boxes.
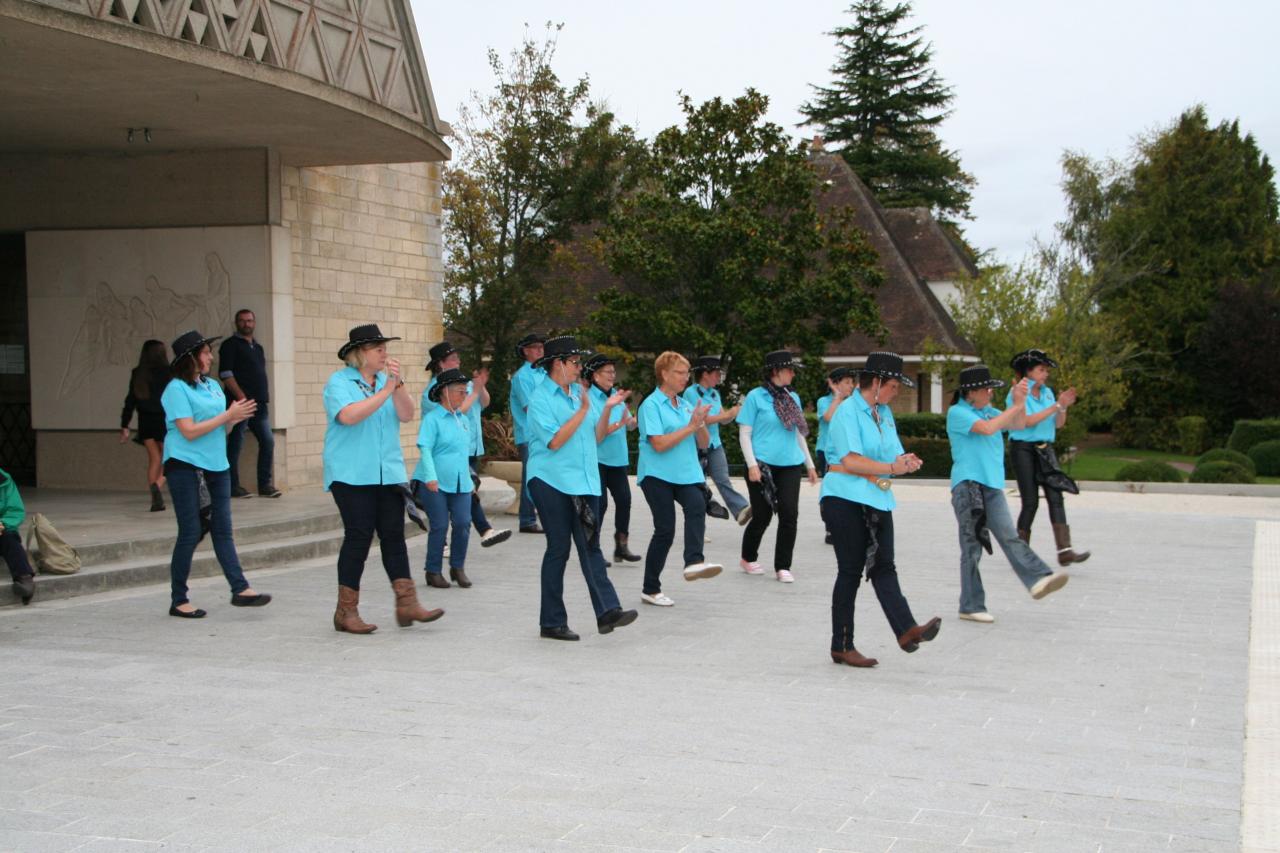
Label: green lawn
xmin=1065 ymin=445 xmax=1280 ymax=484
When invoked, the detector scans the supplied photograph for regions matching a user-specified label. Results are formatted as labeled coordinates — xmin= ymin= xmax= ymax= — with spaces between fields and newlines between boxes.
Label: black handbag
xmin=758 ymin=463 xmax=779 ymax=512
xmin=1034 ymin=444 xmax=1080 ymax=495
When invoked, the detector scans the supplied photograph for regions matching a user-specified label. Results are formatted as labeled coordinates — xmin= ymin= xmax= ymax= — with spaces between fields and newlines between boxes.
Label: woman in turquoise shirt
xmin=1007 ymin=349 xmax=1088 ymax=564
xmin=583 ymin=353 xmax=640 ymax=563
xmin=324 ymin=324 xmax=443 ymax=635
xmin=526 ymin=336 xmax=638 ymax=641
xmin=738 ymin=350 xmax=818 ymax=583
xmin=815 ymin=365 xmax=856 ymax=545
xmin=414 ymin=368 xmax=477 ymax=590
xmin=820 ymin=353 xmax=939 ymax=667
xmin=683 ymin=356 xmax=748 ymax=524
xmin=947 ymin=365 xmax=1070 ymax=623
xmin=636 ymin=351 xmax=722 ymax=608
xmin=161 ymin=330 xmax=269 ymax=618
xmin=509 ymin=332 xmax=547 ymax=534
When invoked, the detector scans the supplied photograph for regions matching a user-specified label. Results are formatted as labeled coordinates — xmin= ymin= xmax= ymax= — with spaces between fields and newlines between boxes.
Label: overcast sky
xmin=413 ymin=1 xmax=1280 ymax=263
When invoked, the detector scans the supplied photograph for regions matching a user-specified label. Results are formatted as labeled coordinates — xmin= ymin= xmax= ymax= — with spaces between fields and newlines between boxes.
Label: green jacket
xmin=0 ymin=468 xmax=25 ymax=533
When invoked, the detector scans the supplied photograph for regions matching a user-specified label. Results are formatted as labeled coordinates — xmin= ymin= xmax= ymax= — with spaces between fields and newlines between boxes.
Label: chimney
xmin=810 ymin=135 xmax=825 ymax=153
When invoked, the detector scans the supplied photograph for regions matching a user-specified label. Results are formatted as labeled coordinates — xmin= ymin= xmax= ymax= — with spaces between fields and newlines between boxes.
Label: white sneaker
xmin=736 ymin=506 xmax=752 ymax=526
xmin=704 ymin=536 xmax=712 ymax=543
xmin=958 ymin=611 xmax=995 ymax=623
xmin=1030 ymin=572 xmax=1070 ymax=600
xmin=442 ymin=543 xmax=450 ymax=559
xmin=776 ymin=569 xmax=794 ymax=583
xmin=480 ymin=528 xmax=512 ymax=547
xmin=739 ymin=558 xmax=764 ymax=575
xmin=641 ymin=592 xmax=674 ymax=607
xmin=683 ymin=562 xmax=723 ymax=581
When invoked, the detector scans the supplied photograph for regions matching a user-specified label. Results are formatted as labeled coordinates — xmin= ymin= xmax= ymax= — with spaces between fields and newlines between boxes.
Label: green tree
xmin=443 ymin=25 xmax=641 ymax=412
xmin=1059 ymin=106 xmax=1279 ymax=420
xmin=588 ymin=90 xmax=884 ymax=403
xmin=800 ymin=0 xmax=975 ymax=222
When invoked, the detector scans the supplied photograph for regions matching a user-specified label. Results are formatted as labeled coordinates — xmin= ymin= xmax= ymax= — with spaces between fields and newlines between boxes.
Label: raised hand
xmin=691 ymin=402 xmax=711 ymax=429
xmin=1058 ymin=388 xmax=1078 ymax=408
xmin=1011 ymin=378 xmax=1029 ymax=404
xmin=226 ymin=397 xmax=257 ymax=425
xmin=607 ymin=389 xmax=631 ymax=408
xmin=473 ymin=367 xmax=490 ymax=387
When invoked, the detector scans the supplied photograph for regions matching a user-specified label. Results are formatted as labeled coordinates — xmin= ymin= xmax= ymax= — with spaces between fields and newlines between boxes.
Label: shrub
xmin=1175 ymin=416 xmax=1212 ymax=456
xmin=1248 ymin=439 xmax=1280 ymax=476
xmin=899 ymin=437 xmax=951 ymax=478
xmin=1227 ymin=419 xmax=1280 ymax=454
xmin=895 ymin=412 xmax=947 ymax=439
xmin=1196 ymin=448 xmax=1256 ymax=476
xmin=1189 ymin=462 xmax=1256 ymax=484
xmin=1114 ymin=460 xmax=1183 ymax=483
xmin=1114 ymin=416 xmax=1157 ymax=449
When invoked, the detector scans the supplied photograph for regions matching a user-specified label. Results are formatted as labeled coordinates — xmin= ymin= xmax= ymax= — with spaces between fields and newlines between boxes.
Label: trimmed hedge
xmin=1196 ymin=448 xmax=1256 ymax=476
xmin=1175 ymin=416 xmax=1212 ymax=456
xmin=895 ymin=412 xmax=947 ymax=439
xmin=899 ymin=437 xmax=952 ymax=478
xmin=1228 ymin=419 xmax=1280 ymax=454
xmin=1248 ymin=439 xmax=1280 ymax=477
xmin=1114 ymin=460 xmax=1183 ymax=483
xmin=1189 ymin=461 xmax=1256 ymax=484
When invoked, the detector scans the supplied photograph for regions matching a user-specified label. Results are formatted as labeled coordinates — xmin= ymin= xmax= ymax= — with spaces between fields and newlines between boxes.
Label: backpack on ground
xmin=23 ymin=512 xmax=82 ymax=575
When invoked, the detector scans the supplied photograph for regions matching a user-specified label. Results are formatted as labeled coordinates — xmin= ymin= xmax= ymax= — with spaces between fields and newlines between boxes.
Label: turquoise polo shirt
xmin=322 ymin=367 xmax=407 ymax=491
xmin=1008 ymin=383 xmax=1057 ymax=442
xmin=527 ymin=380 xmax=600 ymax=496
xmin=590 ymin=385 xmax=630 ymax=467
xmin=682 ymin=383 xmax=724 ymax=448
xmin=424 ymin=377 xmax=485 ymax=457
xmin=161 ymin=376 xmax=229 ymax=471
xmin=510 ymin=362 xmax=546 ymax=445
xmin=413 ymin=406 xmax=473 ymax=493
xmin=820 ymin=392 xmax=903 ymax=511
xmin=739 ymin=385 xmax=805 ymax=467
xmin=947 ymin=399 xmax=1007 ymax=490
xmin=816 ymin=394 xmax=836 ymax=455
xmin=637 ymin=388 xmax=702 ymax=485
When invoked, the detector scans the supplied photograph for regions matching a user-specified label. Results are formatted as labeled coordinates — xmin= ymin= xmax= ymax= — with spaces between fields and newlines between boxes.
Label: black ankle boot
xmin=613 ymin=533 xmax=641 ymax=562
xmin=149 ymin=483 xmax=165 ymax=512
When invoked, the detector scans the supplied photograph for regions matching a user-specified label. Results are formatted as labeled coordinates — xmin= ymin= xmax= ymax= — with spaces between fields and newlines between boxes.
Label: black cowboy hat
xmin=860 ymin=352 xmax=915 ymax=388
xmin=582 ymin=352 xmax=616 ymax=377
xmin=1010 ymin=348 xmax=1059 ymax=373
xmin=956 ymin=365 xmax=1006 ymax=391
xmin=427 ymin=367 xmax=469 ymax=402
xmin=691 ymin=355 xmax=723 ymax=376
xmin=827 ymin=365 xmax=857 ymax=383
xmin=536 ymin=335 xmax=590 ymax=368
xmin=514 ymin=332 xmax=547 ymax=359
xmin=763 ymin=350 xmax=802 ymax=372
xmin=338 ymin=324 xmax=400 ymax=360
xmin=170 ymin=330 xmax=221 ymax=366
xmin=426 ymin=341 xmax=457 ymax=372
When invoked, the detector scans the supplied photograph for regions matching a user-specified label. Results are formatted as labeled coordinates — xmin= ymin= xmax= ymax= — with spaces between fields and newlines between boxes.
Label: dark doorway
xmin=0 ymin=234 xmax=34 ymax=486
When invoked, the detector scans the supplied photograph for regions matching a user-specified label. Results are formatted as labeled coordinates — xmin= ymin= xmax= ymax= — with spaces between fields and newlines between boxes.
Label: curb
xmin=894 ymin=478 xmax=1280 ymax=498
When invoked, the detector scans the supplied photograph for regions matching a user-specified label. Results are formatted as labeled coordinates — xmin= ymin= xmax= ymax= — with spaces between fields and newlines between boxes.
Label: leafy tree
xmin=800 ymin=0 xmax=974 ymax=222
xmin=588 ymin=90 xmax=884 ymax=404
xmin=442 ymin=25 xmax=641 ymax=412
xmin=1192 ymin=269 xmax=1280 ymax=427
xmin=1059 ymin=106 xmax=1278 ymax=419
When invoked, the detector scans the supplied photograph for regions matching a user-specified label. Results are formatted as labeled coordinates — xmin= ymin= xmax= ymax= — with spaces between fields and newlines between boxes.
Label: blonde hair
xmin=344 ymin=343 xmax=382 ymax=370
xmin=654 ymin=351 xmax=689 ymax=385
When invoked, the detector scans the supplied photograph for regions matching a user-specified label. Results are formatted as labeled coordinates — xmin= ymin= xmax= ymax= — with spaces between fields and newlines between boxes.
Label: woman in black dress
xmin=120 ymin=339 xmax=172 ymax=511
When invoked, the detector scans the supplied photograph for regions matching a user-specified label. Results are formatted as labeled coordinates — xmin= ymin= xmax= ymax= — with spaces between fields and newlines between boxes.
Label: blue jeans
xmin=704 ymin=445 xmax=749 ymax=516
xmin=167 ymin=465 xmax=248 ymax=606
xmin=639 ymin=477 xmax=706 ymax=595
xmin=468 ymin=456 xmax=492 ymax=534
xmin=517 ymin=443 xmax=539 ymax=528
xmin=528 ymin=478 xmax=620 ymax=629
xmin=415 ymin=483 xmax=471 ymax=574
xmin=951 ymin=482 xmax=1053 ymax=613
xmin=226 ymin=402 xmax=274 ymax=492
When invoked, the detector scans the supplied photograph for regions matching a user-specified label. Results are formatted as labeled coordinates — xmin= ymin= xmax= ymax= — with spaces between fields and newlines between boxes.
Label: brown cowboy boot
xmin=1052 ymin=523 xmax=1091 ymax=566
xmin=830 ymin=648 xmax=879 ymax=667
xmin=897 ymin=617 xmax=942 ymax=652
xmin=333 ymin=586 xmax=376 ymax=634
xmin=392 ymin=578 xmax=444 ymax=627
xmin=1017 ymin=528 xmax=1030 ymax=545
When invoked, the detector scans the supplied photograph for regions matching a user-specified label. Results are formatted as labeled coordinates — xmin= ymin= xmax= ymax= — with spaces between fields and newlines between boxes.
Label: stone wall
xmin=282 ymin=161 xmax=443 ymax=488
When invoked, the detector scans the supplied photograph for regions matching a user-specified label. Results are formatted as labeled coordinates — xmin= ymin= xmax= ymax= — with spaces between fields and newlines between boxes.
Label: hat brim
xmin=860 ymin=369 xmax=914 ymax=388
xmin=957 ymin=379 xmax=1006 ymax=391
xmin=171 ymin=336 xmax=221 ymax=366
xmin=536 ymin=348 xmax=590 ymax=368
xmin=427 ymin=378 xmax=468 ymax=402
xmin=338 ymin=336 xmax=401 ymax=360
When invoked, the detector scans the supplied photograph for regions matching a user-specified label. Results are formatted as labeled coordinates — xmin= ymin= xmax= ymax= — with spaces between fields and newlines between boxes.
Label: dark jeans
xmin=0 ymin=529 xmax=34 ymax=580
xmin=1010 ymin=440 xmax=1067 ymax=530
xmin=815 ymin=449 xmax=828 ymax=477
xmin=824 ymin=497 xmax=916 ymax=652
xmin=468 ymin=456 xmax=492 ymax=534
xmin=415 ymin=482 xmax=471 ymax=574
xmin=330 ymin=482 xmax=412 ymax=590
xmin=639 ymin=477 xmax=706 ymax=595
xmin=517 ymin=443 xmax=539 ymax=528
xmin=166 ymin=466 xmax=248 ymax=606
xmin=226 ymin=402 xmax=274 ymax=492
xmin=528 ymin=478 xmax=621 ymax=629
xmin=742 ymin=463 xmax=804 ymax=570
xmin=599 ymin=463 xmax=631 ymax=536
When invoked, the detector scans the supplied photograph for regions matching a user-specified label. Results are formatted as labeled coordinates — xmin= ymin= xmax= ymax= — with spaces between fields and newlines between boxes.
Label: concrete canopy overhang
xmin=0 ymin=0 xmax=451 ymax=165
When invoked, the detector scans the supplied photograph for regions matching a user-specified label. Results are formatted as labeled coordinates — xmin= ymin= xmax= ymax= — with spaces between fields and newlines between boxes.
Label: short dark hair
xmin=235 ymin=308 xmax=255 ymax=321
xmin=858 ymin=374 xmax=877 ymax=390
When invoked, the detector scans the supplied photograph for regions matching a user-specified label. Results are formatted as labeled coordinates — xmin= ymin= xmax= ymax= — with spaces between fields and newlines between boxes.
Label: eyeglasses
xmin=564 ymin=358 xmax=581 ymax=367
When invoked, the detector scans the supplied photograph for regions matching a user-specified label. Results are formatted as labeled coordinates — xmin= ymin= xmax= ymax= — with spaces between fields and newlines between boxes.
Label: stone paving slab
xmin=0 ymin=483 xmax=1274 ymax=852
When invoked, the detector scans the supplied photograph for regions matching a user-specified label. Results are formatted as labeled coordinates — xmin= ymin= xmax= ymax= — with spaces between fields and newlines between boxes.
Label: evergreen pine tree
xmin=801 ymin=0 xmax=975 ymax=221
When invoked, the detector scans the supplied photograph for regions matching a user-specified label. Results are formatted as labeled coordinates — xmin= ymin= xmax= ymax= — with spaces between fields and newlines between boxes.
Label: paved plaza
xmin=1 ymin=483 xmax=1277 ymax=852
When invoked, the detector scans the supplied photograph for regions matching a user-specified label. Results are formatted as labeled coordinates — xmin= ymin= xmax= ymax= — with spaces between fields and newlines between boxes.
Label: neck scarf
xmin=763 ymin=382 xmax=808 ymax=437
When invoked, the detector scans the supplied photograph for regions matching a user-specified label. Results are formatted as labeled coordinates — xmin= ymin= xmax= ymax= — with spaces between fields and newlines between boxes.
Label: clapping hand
xmin=1011 ymin=378 xmax=1029 ymax=404
xmin=607 ymin=389 xmax=631 ymax=408
xmin=690 ymin=402 xmax=711 ymax=429
xmin=473 ymin=367 xmax=490 ymax=387
xmin=385 ymin=358 xmax=404 ymax=388
xmin=895 ymin=453 xmax=923 ymax=474
xmin=226 ymin=397 xmax=257 ymax=424
xmin=1058 ymin=388 xmax=1078 ymax=408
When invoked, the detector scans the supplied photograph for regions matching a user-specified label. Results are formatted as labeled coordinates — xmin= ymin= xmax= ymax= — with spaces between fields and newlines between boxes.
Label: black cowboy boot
xmin=613 ymin=533 xmax=642 ymax=562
